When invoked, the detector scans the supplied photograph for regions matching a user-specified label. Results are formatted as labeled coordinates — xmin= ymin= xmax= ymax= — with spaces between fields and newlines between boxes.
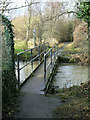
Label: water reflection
xmin=54 ymin=63 xmax=88 ymax=88
xmin=15 ymin=61 xmax=39 ymax=83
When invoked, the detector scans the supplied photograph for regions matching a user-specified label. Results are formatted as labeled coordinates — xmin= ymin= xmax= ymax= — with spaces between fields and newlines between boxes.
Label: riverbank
xmin=61 ymin=42 xmax=89 ymax=66
xmin=52 ymin=43 xmax=90 ymax=119
xmin=53 ymin=81 xmax=90 ymax=119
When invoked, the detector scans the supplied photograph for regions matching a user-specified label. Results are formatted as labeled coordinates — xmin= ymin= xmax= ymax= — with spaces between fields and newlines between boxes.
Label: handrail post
xmin=57 ymin=43 xmax=59 ymax=56
xmin=44 ymin=43 xmax=45 ymax=51
xmin=47 ymin=42 xmax=49 ymax=49
xmin=38 ymin=45 xmax=40 ymax=64
xmin=31 ymin=49 xmax=33 ymax=72
xmin=44 ymin=54 xmax=46 ymax=86
xmin=50 ymin=49 xmax=52 ymax=73
xmin=54 ymin=46 xmax=55 ymax=61
xmin=17 ymin=55 xmax=20 ymax=89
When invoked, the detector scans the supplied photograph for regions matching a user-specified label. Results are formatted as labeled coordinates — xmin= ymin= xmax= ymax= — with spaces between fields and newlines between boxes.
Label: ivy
xmin=76 ymin=2 xmax=90 ymax=26
xmin=1 ymin=14 xmax=18 ymax=118
xmin=76 ymin=2 xmax=90 ymax=55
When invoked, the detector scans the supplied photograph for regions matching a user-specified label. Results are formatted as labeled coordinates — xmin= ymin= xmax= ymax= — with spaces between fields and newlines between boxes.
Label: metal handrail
xmin=17 ymin=42 xmax=49 ymax=55
xmin=44 ymin=43 xmax=59 ymax=87
xmin=19 ymin=48 xmax=48 ymax=71
xmin=17 ymin=42 xmax=49 ymax=88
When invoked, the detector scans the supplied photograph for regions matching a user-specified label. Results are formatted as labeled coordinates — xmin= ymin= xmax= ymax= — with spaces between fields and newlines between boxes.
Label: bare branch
xmin=58 ymin=11 xmax=77 ymax=17
xmin=44 ymin=10 xmax=77 ymax=22
xmin=0 ymin=1 xmax=40 ymax=12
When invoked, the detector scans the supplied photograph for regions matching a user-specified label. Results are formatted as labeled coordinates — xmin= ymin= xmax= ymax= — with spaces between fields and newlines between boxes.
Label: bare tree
xmin=25 ymin=0 xmax=39 ymax=48
xmin=25 ymin=0 xmax=32 ymax=50
xmin=0 ymin=0 xmax=12 ymax=14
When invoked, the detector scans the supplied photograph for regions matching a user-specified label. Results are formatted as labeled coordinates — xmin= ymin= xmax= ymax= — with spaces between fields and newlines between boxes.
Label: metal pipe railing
xmin=44 ymin=43 xmax=59 ymax=87
xmin=17 ymin=42 xmax=49 ymax=88
xmin=17 ymin=42 xmax=49 ymax=55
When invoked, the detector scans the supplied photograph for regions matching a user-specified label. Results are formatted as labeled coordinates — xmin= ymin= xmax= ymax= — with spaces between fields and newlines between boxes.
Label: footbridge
xmin=14 ymin=42 xmax=68 ymax=118
xmin=16 ymin=42 xmax=67 ymax=94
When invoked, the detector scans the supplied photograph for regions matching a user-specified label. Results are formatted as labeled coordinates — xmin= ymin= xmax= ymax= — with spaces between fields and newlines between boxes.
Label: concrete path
xmin=14 ymin=62 xmax=62 ymax=118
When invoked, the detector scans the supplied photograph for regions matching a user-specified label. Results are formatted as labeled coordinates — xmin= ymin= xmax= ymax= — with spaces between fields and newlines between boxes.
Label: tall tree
xmin=25 ymin=0 xmax=32 ymax=50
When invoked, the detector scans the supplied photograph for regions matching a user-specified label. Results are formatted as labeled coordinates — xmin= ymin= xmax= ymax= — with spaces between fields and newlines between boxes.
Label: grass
xmin=14 ymin=39 xmax=34 ymax=54
xmin=64 ymin=43 xmax=82 ymax=55
xmin=53 ymin=81 xmax=90 ymax=119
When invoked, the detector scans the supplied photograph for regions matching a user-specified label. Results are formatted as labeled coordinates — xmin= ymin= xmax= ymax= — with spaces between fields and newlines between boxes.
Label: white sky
xmin=5 ymin=0 xmax=77 ymax=19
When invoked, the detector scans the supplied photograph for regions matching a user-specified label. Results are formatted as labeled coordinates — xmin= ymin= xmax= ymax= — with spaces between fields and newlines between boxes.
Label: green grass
xmin=53 ymin=81 xmax=90 ymax=119
xmin=14 ymin=39 xmax=34 ymax=54
xmin=15 ymin=49 xmax=23 ymax=53
xmin=64 ymin=42 xmax=82 ymax=55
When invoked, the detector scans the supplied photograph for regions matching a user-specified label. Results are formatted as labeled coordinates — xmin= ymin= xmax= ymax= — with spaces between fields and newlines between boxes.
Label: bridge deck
xmin=21 ymin=62 xmax=45 ymax=94
xmin=14 ymin=61 xmax=61 ymax=118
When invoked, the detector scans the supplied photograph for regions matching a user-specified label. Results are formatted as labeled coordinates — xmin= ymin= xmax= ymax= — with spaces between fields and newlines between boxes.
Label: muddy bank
xmin=53 ymin=81 xmax=90 ymax=119
xmin=58 ymin=55 xmax=89 ymax=65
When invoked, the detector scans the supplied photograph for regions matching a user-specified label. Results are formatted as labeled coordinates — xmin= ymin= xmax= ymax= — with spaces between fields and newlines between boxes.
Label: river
xmin=54 ymin=63 xmax=88 ymax=89
xmin=15 ymin=61 xmax=39 ymax=83
xmin=15 ymin=61 xmax=88 ymax=87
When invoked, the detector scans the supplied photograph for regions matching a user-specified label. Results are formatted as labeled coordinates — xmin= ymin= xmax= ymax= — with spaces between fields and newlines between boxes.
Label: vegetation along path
xmin=14 ymin=61 xmax=62 ymax=118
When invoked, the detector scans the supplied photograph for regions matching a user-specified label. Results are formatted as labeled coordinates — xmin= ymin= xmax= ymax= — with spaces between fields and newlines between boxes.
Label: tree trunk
xmin=25 ymin=3 xmax=32 ymax=61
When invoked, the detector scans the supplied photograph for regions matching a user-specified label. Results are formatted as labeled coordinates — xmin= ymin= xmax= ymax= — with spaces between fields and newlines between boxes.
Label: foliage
xmin=12 ymin=16 xmax=28 ymax=40
xmin=73 ymin=21 xmax=88 ymax=48
xmin=76 ymin=2 xmax=90 ymax=26
xmin=12 ymin=16 xmax=41 ymax=42
xmin=2 ymin=14 xmax=15 ymax=70
xmin=53 ymin=18 xmax=74 ymax=42
xmin=1 ymin=14 xmax=18 ymax=118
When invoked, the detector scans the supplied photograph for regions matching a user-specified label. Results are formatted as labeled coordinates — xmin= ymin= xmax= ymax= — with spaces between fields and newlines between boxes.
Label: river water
xmin=54 ymin=63 xmax=88 ymax=89
xmin=15 ymin=61 xmax=39 ymax=83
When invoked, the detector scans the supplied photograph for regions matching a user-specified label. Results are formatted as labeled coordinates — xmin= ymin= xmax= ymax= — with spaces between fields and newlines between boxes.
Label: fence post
xmin=31 ymin=49 xmax=33 ymax=72
xmin=44 ymin=54 xmax=46 ymax=86
xmin=38 ymin=45 xmax=40 ymax=64
xmin=17 ymin=54 xmax=20 ymax=89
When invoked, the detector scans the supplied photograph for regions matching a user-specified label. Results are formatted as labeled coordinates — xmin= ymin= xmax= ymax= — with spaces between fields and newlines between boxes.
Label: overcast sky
xmin=5 ymin=0 xmax=77 ymax=19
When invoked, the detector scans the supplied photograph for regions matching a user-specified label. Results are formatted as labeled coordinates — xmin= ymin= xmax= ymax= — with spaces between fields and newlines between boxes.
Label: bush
xmin=53 ymin=19 xmax=74 ymax=42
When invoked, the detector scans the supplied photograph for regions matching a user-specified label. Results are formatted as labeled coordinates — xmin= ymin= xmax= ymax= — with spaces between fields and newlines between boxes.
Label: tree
xmin=76 ymin=2 xmax=90 ymax=26
xmin=76 ymin=1 xmax=90 ymax=57
xmin=53 ymin=18 xmax=74 ymax=42
xmin=0 ymin=0 xmax=12 ymax=14
xmin=12 ymin=16 xmax=28 ymax=40
xmin=25 ymin=0 xmax=32 ymax=50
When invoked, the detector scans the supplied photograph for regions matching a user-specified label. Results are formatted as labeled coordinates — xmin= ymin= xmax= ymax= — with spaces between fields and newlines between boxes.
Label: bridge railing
xmin=17 ymin=42 xmax=49 ymax=88
xmin=44 ymin=43 xmax=59 ymax=92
